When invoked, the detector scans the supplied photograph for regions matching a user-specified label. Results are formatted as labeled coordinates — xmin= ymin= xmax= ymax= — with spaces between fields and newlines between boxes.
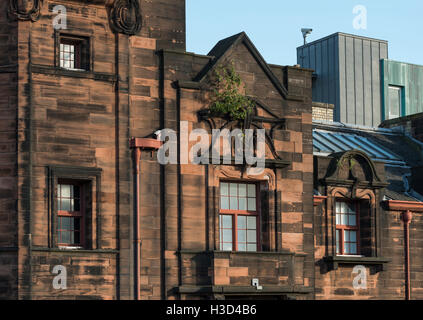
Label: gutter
xmin=384 ymin=200 xmax=423 ymax=300
xmin=130 ymin=138 xmax=162 ymax=300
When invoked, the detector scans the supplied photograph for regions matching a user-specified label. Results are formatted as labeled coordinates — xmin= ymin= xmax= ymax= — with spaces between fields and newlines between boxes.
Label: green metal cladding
xmin=381 ymin=59 xmax=423 ymax=120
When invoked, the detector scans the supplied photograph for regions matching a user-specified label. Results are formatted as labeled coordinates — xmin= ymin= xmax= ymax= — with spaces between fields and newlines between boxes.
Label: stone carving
xmin=109 ymin=0 xmax=142 ymax=35
xmin=8 ymin=0 xmax=43 ymax=22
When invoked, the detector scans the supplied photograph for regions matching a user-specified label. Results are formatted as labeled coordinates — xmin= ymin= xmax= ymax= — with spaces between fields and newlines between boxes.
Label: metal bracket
xmin=252 ymin=278 xmax=263 ymax=291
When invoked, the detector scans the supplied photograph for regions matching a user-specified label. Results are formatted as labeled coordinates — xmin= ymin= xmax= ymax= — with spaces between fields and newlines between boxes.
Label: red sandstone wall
xmin=5 ymin=0 xmax=186 ymax=300
xmin=0 ymin=0 xmax=18 ymax=300
xmin=152 ymin=38 xmax=315 ymax=299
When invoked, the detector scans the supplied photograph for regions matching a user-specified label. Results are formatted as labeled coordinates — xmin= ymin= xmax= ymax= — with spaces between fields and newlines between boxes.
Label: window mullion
xmin=339 ymin=225 xmax=345 ymax=255
xmin=233 ymin=214 xmax=237 ymax=252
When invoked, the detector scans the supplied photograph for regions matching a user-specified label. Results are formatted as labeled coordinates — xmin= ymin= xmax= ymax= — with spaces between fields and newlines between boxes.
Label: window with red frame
xmin=219 ymin=182 xmax=259 ymax=252
xmin=57 ymin=183 xmax=84 ymax=247
xmin=59 ymin=36 xmax=89 ymax=71
xmin=335 ymin=200 xmax=360 ymax=255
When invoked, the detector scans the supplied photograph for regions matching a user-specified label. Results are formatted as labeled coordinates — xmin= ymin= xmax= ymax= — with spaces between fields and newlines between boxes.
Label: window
xmin=388 ymin=85 xmax=403 ymax=120
xmin=59 ymin=36 xmax=90 ymax=71
xmin=335 ymin=201 xmax=359 ymax=255
xmin=49 ymin=166 xmax=102 ymax=250
xmin=57 ymin=182 xmax=84 ymax=247
xmin=219 ymin=182 xmax=259 ymax=252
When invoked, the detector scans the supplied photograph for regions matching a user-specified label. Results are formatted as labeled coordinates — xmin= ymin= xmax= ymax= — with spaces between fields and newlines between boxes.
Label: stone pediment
xmin=323 ymin=150 xmax=389 ymax=189
xmin=194 ymin=32 xmax=290 ymax=100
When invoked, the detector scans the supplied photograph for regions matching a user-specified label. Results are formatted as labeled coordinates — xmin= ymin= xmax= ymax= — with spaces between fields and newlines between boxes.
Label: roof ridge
xmin=313 ymin=121 xmax=402 ymax=135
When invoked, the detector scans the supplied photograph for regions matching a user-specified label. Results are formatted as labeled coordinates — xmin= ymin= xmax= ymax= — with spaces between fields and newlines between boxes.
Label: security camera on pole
xmin=301 ymin=28 xmax=313 ymax=45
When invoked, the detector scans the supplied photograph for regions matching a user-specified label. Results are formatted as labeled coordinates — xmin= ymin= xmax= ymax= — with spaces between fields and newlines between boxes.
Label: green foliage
xmin=209 ymin=65 xmax=255 ymax=121
xmin=337 ymin=157 xmax=358 ymax=171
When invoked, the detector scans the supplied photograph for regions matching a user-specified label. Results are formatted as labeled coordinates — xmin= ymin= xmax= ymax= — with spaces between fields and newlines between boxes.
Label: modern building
xmin=381 ymin=60 xmax=423 ymax=120
xmin=297 ymin=32 xmax=388 ymax=127
xmin=1 ymin=0 xmax=423 ymax=301
xmin=298 ymin=32 xmax=423 ymax=127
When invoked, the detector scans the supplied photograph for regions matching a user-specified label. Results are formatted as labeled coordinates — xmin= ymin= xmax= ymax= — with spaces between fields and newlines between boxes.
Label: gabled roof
xmin=193 ymin=32 xmax=289 ymax=99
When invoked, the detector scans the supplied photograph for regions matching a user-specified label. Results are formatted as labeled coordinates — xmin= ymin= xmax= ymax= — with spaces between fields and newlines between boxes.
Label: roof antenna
xmin=301 ymin=28 xmax=313 ymax=45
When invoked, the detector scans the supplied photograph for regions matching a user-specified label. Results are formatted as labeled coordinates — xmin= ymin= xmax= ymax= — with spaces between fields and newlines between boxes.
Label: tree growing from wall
xmin=209 ymin=64 xmax=255 ymax=122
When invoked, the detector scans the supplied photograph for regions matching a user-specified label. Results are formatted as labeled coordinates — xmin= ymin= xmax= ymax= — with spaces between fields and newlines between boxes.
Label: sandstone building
xmin=0 ymin=0 xmax=422 ymax=300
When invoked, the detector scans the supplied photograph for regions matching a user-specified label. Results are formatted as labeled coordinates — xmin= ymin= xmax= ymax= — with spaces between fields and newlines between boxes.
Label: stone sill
xmin=32 ymin=247 xmax=119 ymax=255
xmin=0 ymin=247 xmax=18 ymax=252
xmin=0 ymin=65 xmax=17 ymax=73
xmin=179 ymin=250 xmax=307 ymax=258
xmin=177 ymin=285 xmax=313 ymax=295
xmin=30 ymin=64 xmax=117 ymax=83
xmin=200 ymin=158 xmax=291 ymax=169
xmin=323 ymin=256 xmax=391 ymax=271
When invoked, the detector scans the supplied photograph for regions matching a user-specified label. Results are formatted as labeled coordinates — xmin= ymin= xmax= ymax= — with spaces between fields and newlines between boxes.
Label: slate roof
xmin=313 ymin=120 xmax=423 ymax=201
xmin=313 ymin=129 xmax=404 ymax=165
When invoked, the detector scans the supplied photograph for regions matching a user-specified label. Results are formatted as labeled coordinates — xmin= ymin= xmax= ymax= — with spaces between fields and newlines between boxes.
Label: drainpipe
xmin=130 ymin=138 xmax=162 ymax=300
xmin=402 ymin=210 xmax=412 ymax=301
xmin=133 ymin=146 xmax=141 ymax=300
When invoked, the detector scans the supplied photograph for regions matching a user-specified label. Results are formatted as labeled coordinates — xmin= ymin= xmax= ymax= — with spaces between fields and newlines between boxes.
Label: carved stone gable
xmin=8 ymin=0 xmax=43 ymax=22
xmin=109 ymin=0 xmax=142 ymax=35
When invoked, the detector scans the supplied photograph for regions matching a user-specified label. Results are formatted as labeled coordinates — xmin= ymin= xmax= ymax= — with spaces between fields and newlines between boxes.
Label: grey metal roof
xmin=297 ymin=32 xmax=388 ymax=50
xmin=313 ymin=121 xmax=423 ymax=201
xmin=313 ymin=129 xmax=404 ymax=165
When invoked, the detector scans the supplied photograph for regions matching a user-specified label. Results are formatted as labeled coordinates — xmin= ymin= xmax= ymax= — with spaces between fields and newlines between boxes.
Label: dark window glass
xmin=59 ymin=37 xmax=89 ymax=71
xmin=57 ymin=183 xmax=83 ymax=246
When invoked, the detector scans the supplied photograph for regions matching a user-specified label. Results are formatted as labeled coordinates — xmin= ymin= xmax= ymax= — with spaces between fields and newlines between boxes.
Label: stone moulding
xmin=8 ymin=0 xmax=43 ymax=22
xmin=109 ymin=0 xmax=142 ymax=35
xmin=323 ymin=256 xmax=391 ymax=272
xmin=30 ymin=63 xmax=117 ymax=83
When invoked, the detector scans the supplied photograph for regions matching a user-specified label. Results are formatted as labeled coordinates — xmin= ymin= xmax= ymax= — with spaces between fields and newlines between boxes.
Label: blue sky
xmin=187 ymin=0 xmax=423 ymax=66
